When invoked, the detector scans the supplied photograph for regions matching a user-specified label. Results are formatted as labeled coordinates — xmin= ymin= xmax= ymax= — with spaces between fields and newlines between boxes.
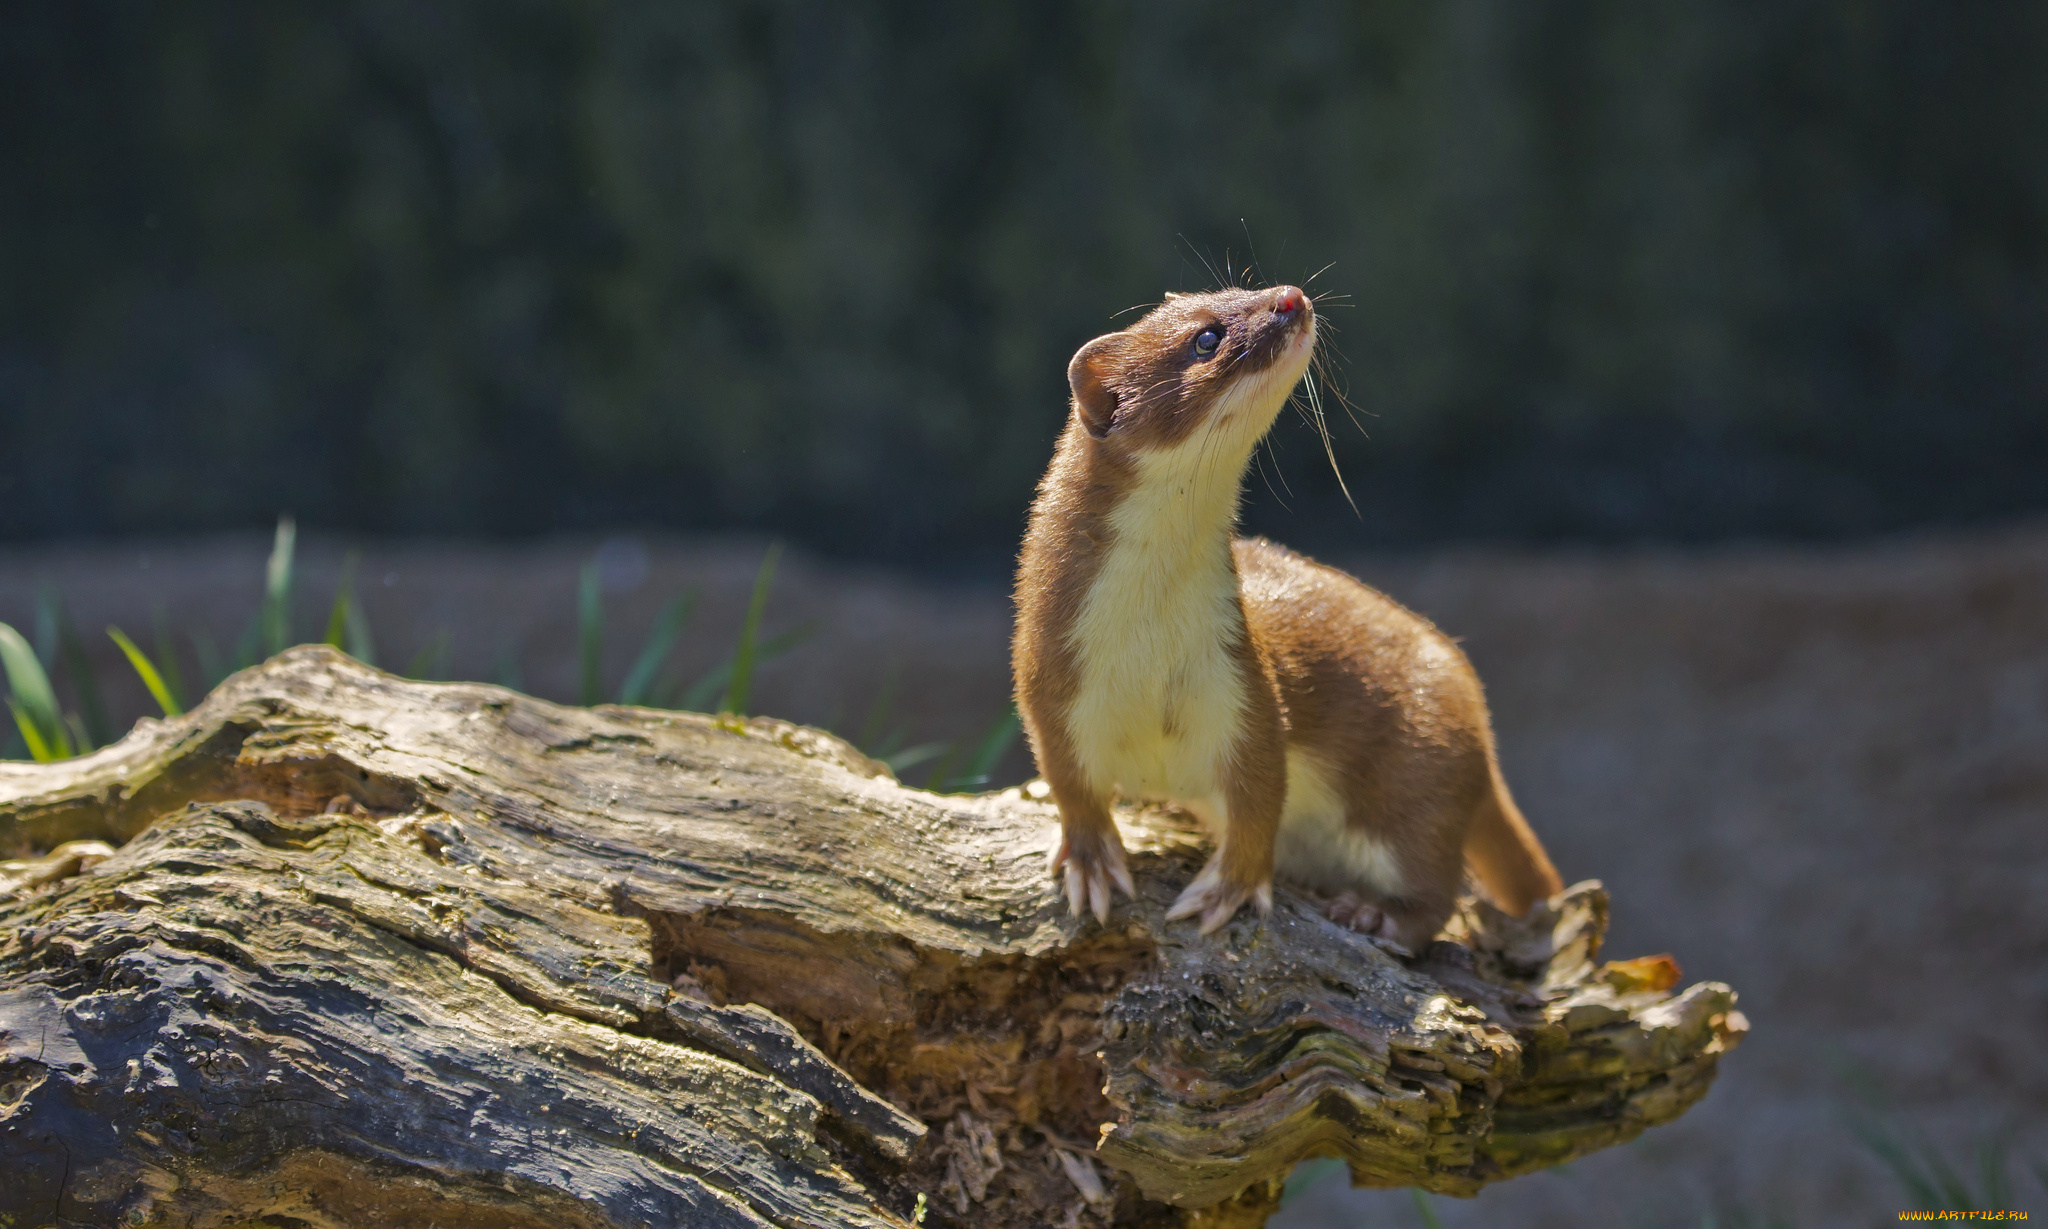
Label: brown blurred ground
xmin=4 ymin=526 xmax=2045 ymax=1226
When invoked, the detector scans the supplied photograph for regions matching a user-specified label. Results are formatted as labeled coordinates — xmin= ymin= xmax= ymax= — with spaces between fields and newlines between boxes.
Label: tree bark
xmin=0 ymin=647 xmax=1745 ymax=1228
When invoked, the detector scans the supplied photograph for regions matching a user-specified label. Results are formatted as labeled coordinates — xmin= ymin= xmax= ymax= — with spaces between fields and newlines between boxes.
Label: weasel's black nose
xmin=1272 ymin=286 xmax=1306 ymax=317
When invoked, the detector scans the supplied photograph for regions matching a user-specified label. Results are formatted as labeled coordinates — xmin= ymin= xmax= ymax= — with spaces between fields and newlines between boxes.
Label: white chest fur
xmin=1063 ymin=447 xmax=1250 ymax=805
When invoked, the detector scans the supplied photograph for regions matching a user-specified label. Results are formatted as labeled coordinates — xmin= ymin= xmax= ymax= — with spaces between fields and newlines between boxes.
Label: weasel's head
xmin=1066 ymin=284 xmax=1316 ymax=458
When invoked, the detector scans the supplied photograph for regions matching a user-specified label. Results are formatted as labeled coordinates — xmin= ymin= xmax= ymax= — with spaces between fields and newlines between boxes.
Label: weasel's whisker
xmin=1302 ymin=369 xmax=1360 ymax=518
xmin=1252 ymin=433 xmax=1293 ymax=509
xmin=1241 ymin=220 xmax=1268 ymax=289
xmin=1180 ymin=234 xmax=1226 ymax=292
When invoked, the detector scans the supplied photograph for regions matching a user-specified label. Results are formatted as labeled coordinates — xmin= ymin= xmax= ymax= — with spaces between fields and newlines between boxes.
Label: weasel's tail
xmin=1464 ymin=757 xmax=1563 ymax=916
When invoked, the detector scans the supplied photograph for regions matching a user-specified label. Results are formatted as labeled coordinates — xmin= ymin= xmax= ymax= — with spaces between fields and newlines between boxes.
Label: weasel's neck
xmin=1092 ymin=433 xmax=1255 ymax=591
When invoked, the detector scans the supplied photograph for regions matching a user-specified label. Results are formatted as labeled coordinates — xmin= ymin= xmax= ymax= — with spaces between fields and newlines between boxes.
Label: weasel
xmin=1011 ymin=284 xmax=1562 ymax=949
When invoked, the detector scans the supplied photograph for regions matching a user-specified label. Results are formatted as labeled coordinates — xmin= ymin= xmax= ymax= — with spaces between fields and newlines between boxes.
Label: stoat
xmin=1011 ymin=284 xmax=1562 ymax=949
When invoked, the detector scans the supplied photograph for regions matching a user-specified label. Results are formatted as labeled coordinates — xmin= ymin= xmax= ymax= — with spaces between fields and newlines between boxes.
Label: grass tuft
xmin=6 ymin=534 xmax=1022 ymax=794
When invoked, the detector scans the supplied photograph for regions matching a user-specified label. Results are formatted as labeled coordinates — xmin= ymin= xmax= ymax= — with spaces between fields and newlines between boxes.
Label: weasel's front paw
xmin=1050 ymin=831 xmax=1135 ymax=925
xmin=1165 ymin=855 xmax=1273 ymax=935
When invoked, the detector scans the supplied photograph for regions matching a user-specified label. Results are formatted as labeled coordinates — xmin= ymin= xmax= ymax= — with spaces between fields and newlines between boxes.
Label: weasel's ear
xmin=1068 ymin=333 xmax=1124 ymax=440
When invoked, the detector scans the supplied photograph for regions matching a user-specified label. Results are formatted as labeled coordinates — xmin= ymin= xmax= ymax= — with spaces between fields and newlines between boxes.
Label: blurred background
xmin=3 ymin=2 xmax=2045 ymax=1226
xmin=8 ymin=1 xmax=2047 ymax=555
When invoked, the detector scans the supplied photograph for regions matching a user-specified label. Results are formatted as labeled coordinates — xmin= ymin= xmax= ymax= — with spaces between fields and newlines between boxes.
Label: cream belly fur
xmin=1065 ymin=444 xmax=1253 ymax=808
xmin=1273 ymin=749 xmax=1406 ymax=899
xmin=1058 ymin=413 xmax=1413 ymax=904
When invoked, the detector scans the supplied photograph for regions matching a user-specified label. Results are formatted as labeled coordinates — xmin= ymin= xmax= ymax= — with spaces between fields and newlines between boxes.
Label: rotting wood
xmin=0 ymin=646 xmax=1745 ymax=1227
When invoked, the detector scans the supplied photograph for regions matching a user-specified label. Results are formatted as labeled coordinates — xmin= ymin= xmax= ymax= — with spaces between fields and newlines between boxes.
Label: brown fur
xmin=1013 ymin=285 xmax=1561 ymax=947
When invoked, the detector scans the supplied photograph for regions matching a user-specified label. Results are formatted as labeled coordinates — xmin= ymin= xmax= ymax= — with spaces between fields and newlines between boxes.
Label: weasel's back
xmin=1233 ymin=536 xmax=1490 ymax=749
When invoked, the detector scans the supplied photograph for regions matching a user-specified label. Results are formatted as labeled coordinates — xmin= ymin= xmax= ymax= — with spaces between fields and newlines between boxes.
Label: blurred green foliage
xmin=3 ymin=1 xmax=2045 ymax=560
xmin=2 ymin=517 xmax=1019 ymax=787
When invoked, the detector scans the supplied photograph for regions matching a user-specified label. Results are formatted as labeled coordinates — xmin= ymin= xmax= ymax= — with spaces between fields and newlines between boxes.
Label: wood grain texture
xmin=0 ymin=647 xmax=1744 ymax=1227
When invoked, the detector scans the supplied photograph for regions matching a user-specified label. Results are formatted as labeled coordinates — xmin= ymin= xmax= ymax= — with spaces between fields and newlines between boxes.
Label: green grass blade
xmin=324 ymin=552 xmax=357 ymax=650
xmin=1851 ymin=1116 xmax=1945 ymax=1209
xmin=855 ymin=667 xmax=900 ymax=753
xmin=38 ymin=585 xmax=107 ymax=748
xmin=919 ymin=746 xmax=963 ymax=792
xmin=322 ymin=581 xmax=348 ymax=649
xmin=263 ymin=515 xmax=297 ymax=657
xmin=1977 ymin=1137 xmax=2011 ymax=1208
xmin=0 ymin=621 xmax=71 ymax=759
xmin=0 ymin=620 xmax=63 ymax=731
xmin=404 ymin=631 xmax=451 ymax=681
xmin=618 ymin=591 xmax=698 ymax=706
xmin=1411 ymin=1188 xmax=1445 ymax=1229
xmin=943 ymin=704 xmax=1019 ymax=792
xmin=9 ymin=699 xmax=61 ymax=761
xmin=1923 ymin=1130 xmax=1975 ymax=1209
xmin=679 ymin=621 xmax=815 ymax=714
xmin=343 ymin=597 xmax=376 ymax=666
xmin=233 ymin=614 xmax=263 ymax=671
xmin=109 ymin=627 xmax=184 ymax=717
xmin=719 ymin=542 xmax=783 ymax=716
xmin=324 ymin=551 xmax=377 ymax=665
xmin=884 ymin=741 xmax=951 ymax=774
xmin=757 ymin=622 xmax=815 ymax=664
xmin=151 ymin=607 xmax=188 ymax=713
xmin=679 ymin=661 xmax=732 ymax=713
xmin=578 ymin=558 xmax=603 ymax=706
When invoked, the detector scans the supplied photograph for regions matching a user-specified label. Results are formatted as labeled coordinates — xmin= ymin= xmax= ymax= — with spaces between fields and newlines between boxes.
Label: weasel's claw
xmin=1165 ymin=857 xmax=1272 ymax=935
xmin=1054 ymin=835 xmax=1132 ymax=926
xmin=1324 ymin=892 xmax=1384 ymax=933
xmin=1323 ymin=893 xmax=1415 ymax=955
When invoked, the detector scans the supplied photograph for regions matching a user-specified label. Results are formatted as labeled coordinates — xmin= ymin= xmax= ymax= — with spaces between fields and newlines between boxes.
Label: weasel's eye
xmin=1193 ymin=328 xmax=1222 ymax=356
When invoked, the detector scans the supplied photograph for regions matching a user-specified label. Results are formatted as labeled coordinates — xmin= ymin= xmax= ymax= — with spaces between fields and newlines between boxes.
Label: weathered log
xmin=0 ymin=647 xmax=1744 ymax=1227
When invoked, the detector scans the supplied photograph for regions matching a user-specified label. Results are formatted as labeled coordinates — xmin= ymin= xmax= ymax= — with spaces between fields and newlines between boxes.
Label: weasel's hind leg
xmin=1319 ymin=891 xmax=1452 ymax=956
